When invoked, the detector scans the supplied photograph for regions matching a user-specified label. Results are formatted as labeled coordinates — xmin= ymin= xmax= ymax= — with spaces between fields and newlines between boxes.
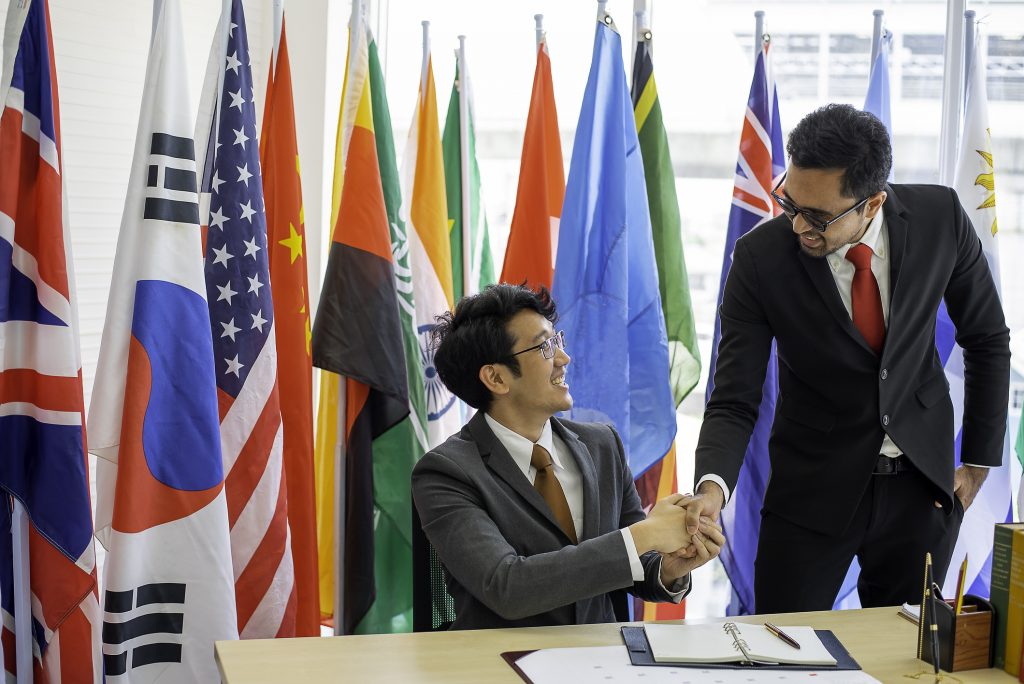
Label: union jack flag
xmin=704 ymin=39 xmax=785 ymax=616
xmin=0 ymin=0 xmax=102 ymax=680
xmin=197 ymin=0 xmax=296 ymax=638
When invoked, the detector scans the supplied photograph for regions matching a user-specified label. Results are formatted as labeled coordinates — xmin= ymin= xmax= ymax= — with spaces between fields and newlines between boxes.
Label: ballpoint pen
xmin=926 ymin=552 xmax=940 ymax=676
xmin=764 ymin=622 xmax=801 ymax=649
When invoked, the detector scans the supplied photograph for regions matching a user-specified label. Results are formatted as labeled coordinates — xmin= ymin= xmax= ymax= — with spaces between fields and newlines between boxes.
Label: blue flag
xmin=706 ymin=43 xmax=784 ymax=616
xmin=863 ymin=30 xmax=894 ymax=182
xmin=552 ymin=18 xmax=675 ymax=476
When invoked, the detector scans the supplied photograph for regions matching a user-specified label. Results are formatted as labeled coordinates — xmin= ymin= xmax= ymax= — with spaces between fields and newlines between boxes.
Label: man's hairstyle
xmin=431 ymin=283 xmax=558 ymax=412
xmin=786 ymin=103 xmax=892 ymax=200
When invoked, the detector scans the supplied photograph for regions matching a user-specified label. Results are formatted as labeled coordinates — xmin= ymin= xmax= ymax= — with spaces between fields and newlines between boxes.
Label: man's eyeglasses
xmin=770 ymin=172 xmax=871 ymax=232
xmin=507 ymin=330 xmax=566 ymax=361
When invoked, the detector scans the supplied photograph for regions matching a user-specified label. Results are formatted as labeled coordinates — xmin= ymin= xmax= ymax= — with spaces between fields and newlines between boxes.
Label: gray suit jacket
xmin=411 ymin=412 xmax=687 ymax=629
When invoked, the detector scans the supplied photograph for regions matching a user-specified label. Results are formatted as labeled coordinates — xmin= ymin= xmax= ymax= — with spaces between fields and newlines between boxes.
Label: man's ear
xmin=479 ymin=364 xmax=510 ymax=396
xmin=864 ymin=190 xmax=887 ymax=219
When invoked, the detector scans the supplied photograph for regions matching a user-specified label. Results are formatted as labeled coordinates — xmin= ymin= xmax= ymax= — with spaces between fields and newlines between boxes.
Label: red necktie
xmin=845 ymin=243 xmax=885 ymax=355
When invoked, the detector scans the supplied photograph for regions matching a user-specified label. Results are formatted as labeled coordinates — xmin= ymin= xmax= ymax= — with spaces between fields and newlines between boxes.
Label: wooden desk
xmin=216 ymin=607 xmax=1016 ymax=683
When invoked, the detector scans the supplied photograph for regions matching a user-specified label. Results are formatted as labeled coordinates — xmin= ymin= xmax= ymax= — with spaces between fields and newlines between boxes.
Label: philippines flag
xmin=88 ymin=1 xmax=238 ymax=680
xmin=702 ymin=39 xmax=785 ymax=616
xmin=195 ymin=0 xmax=296 ymax=638
xmin=0 ymin=0 xmax=102 ymax=680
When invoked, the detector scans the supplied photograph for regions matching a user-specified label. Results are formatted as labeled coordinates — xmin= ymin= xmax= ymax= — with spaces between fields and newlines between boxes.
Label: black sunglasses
xmin=770 ymin=172 xmax=871 ymax=232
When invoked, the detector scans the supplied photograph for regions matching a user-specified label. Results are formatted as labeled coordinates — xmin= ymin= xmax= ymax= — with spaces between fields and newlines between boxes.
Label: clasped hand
xmin=641 ymin=493 xmax=726 ymax=585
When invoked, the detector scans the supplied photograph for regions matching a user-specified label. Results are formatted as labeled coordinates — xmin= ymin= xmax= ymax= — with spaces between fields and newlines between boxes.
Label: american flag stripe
xmin=219 ymin=324 xmax=279 ymax=473
xmin=229 ymin=426 xmax=285 ymax=580
xmin=236 ymin=483 xmax=293 ymax=638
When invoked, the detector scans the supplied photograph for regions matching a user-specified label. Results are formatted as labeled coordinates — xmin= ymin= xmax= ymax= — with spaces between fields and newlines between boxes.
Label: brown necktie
xmin=531 ymin=445 xmax=578 ymax=544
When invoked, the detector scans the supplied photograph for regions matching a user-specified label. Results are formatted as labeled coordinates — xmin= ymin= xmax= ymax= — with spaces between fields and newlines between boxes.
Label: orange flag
xmin=500 ymin=40 xmax=564 ymax=290
xmin=260 ymin=16 xmax=319 ymax=636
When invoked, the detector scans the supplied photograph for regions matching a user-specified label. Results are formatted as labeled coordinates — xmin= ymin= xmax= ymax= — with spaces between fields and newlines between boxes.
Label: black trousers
xmin=753 ymin=465 xmax=964 ymax=614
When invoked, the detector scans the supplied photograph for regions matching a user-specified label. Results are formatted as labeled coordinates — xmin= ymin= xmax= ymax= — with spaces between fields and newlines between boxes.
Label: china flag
xmin=260 ymin=16 xmax=319 ymax=636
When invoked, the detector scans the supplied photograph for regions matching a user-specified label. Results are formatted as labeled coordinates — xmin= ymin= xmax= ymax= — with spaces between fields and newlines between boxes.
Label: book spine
xmin=1007 ymin=529 xmax=1024 ymax=674
xmin=993 ymin=524 xmax=1017 ymax=670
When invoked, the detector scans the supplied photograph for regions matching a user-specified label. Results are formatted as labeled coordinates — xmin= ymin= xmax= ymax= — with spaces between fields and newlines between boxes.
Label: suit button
xmin=882 ymin=414 xmax=890 ymax=426
xmin=880 ymin=368 xmax=888 ymax=380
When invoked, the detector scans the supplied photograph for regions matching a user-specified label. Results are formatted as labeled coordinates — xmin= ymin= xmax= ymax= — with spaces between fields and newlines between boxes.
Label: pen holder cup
xmin=921 ymin=594 xmax=994 ymax=672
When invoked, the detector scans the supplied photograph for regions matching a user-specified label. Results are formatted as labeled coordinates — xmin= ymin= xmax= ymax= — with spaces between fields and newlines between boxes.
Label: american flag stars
xmin=200 ymin=8 xmax=275 ymax=394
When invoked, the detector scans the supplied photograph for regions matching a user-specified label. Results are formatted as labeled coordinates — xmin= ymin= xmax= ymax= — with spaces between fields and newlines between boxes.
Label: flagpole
xmin=421 ymin=21 xmax=430 ymax=96
xmin=272 ymin=0 xmax=284 ymax=74
xmin=11 ymin=498 xmax=31 ymax=684
xmin=754 ymin=10 xmax=765 ymax=59
xmin=597 ymin=0 xmax=608 ymax=22
xmin=938 ymin=0 xmax=966 ymax=185
xmin=964 ymin=9 xmax=976 ymax=99
xmin=870 ymin=9 xmax=884 ymax=67
xmin=457 ymin=35 xmax=473 ymax=296
xmin=535 ymin=14 xmax=544 ymax=53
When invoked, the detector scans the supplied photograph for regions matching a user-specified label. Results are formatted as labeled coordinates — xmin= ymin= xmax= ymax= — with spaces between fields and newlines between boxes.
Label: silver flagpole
xmin=938 ymin=0 xmax=966 ymax=185
xmin=870 ymin=9 xmax=884 ymax=67
xmin=12 ymin=499 xmax=31 ymax=684
xmin=964 ymin=9 xmax=976 ymax=101
xmin=754 ymin=10 xmax=765 ymax=59
xmin=534 ymin=14 xmax=544 ymax=52
xmin=272 ymin=0 xmax=284 ymax=75
xmin=458 ymin=35 xmax=473 ymax=295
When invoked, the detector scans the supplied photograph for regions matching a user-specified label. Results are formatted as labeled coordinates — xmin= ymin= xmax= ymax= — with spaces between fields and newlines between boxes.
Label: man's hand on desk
xmin=659 ymin=516 xmax=725 ymax=585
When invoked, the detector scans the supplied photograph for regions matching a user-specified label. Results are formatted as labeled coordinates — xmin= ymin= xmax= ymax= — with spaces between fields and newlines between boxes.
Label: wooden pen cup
xmin=921 ymin=594 xmax=994 ymax=672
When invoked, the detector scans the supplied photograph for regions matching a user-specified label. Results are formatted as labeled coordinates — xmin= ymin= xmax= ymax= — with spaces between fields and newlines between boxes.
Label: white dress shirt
xmin=484 ymin=414 xmax=686 ymax=598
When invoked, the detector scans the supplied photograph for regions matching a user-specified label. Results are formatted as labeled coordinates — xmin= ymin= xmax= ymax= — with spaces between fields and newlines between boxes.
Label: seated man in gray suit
xmin=412 ymin=284 xmax=723 ymax=629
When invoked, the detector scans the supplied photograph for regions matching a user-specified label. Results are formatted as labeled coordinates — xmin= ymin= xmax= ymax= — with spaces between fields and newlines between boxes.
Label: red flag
xmin=260 ymin=15 xmax=320 ymax=637
xmin=500 ymin=41 xmax=564 ymax=290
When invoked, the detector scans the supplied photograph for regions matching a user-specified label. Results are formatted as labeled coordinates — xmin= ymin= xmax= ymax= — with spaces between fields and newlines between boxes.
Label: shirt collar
xmin=827 ymin=208 xmax=887 ymax=270
xmin=484 ymin=413 xmax=560 ymax=476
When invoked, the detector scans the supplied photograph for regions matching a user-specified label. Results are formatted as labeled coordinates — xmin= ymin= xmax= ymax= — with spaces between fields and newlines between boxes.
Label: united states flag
xmin=704 ymin=38 xmax=785 ymax=616
xmin=197 ymin=0 xmax=296 ymax=639
xmin=0 ymin=0 xmax=102 ymax=679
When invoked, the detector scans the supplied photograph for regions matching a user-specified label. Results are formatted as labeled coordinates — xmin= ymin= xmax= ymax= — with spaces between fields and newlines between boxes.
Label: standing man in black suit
xmin=688 ymin=104 xmax=1010 ymax=613
xmin=412 ymin=284 xmax=724 ymax=629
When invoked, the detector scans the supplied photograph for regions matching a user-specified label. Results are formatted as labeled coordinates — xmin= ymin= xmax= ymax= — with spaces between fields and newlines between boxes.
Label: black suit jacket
xmin=412 ymin=413 xmax=684 ymax=629
xmin=695 ymin=184 xmax=1010 ymax=536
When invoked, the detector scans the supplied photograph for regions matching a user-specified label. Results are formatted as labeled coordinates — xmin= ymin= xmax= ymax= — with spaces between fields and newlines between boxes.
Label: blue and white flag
xmin=941 ymin=32 xmax=1011 ymax=599
xmin=706 ymin=41 xmax=785 ymax=616
xmin=551 ymin=16 xmax=676 ymax=475
xmin=863 ymin=29 xmax=893 ymax=164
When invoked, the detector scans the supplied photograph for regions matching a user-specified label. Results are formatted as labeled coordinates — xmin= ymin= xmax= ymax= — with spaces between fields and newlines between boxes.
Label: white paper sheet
xmin=513 ymin=645 xmax=883 ymax=684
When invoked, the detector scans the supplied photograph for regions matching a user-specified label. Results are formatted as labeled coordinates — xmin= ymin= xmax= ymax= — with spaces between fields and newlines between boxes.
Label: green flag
xmin=443 ymin=57 xmax=495 ymax=300
xmin=631 ymin=37 xmax=700 ymax=405
xmin=354 ymin=33 xmax=430 ymax=635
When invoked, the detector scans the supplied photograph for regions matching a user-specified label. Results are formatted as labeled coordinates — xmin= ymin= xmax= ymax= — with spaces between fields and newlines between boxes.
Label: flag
xmin=401 ymin=36 xmax=460 ymax=449
xmin=863 ymin=30 xmax=894 ymax=181
xmin=351 ymin=30 xmax=431 ymax=635
xmin=0 ymin=0 xmax=101 ymax=679
xmin=310 ymin=6 xmax=409 ymax=635
xmin=87 ymin=0 xmax=238 ymax=679
xmin=442 ymin=48 xmax=495 ymax=299
xmin=706 ymin=40 xmax=785 ymax=616
xmin=551 ymin=17 xmax=676 ymax=476
xmin=1016 ymin=417 xmax=1024 ymax=519
xmin=629 ymin=30 xmax=701 ymax=622
xmin=259 ymin=13 xmax=319 ymax=637
xmin=500 ymin=40 xmax=564 ymax=291
xmin=941 ymin=33 xmax=1011 ymax=599
xmin=195 ymin=0 xmax=295 ymax=638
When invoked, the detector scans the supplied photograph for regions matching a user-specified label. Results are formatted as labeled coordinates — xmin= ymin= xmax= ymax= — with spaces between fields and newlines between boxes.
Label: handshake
xmin=628 ymin=485 xmax=728 ymax=587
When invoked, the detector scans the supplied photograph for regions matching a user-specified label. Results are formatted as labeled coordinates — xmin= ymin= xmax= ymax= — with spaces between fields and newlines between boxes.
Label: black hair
xmin=431 ymin=283 xmax=558 ymax=412
xmin=786 ymin=103 xmax=892 ymax=200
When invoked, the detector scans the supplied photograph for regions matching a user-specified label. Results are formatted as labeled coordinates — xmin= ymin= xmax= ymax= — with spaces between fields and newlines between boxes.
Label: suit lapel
xmin=882 ymin=186 xmax=908 ymax=358
xmin=797 ymin=246 xmax=876 ymax=356
xmin=467 ymin=412 xmax=569 ymax=540
xmin=552 ymin=418 xmax=600 ymax=542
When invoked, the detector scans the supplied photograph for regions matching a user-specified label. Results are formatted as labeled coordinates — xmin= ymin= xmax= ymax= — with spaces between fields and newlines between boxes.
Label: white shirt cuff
xmin=696 ymin=474 xmax=731 ymax=504
xmin=962 ymin=463 xmax=994 ymax=468
xmin=620 ymin=528 xmax=645 ymax=582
